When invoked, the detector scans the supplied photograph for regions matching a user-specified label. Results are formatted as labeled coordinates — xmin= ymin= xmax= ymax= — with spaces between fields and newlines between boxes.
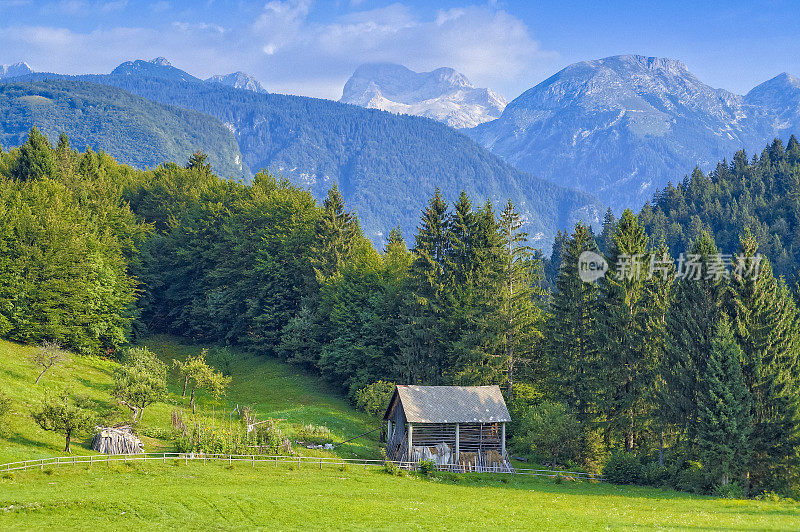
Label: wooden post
xmin=501 ymin=423 xmax=506 ymax=459
xmin=407 ymin=423 xmax=413 ymax=462
xmin=387 ymin=420 xmax=392 ymax=442
xmin=455 ymin=423 xmax=461 ymax=464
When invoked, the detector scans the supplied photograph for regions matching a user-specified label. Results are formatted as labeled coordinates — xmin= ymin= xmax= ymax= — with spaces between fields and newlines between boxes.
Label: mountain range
xmin=0 ymin=79 xmax=245 ymax=177
xmin=466 ymin=55 xmax=800 ymax=210
xmin=340 ymin=63 xmax=506 ymax=129
xmin=0 ymin=61 xmax=33 ymax=80
xmin=3 ymin=58 xmax=599 ymax=248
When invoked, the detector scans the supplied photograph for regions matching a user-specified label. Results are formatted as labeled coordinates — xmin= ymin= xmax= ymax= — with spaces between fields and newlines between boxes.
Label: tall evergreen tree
xmin=697 ymin=316 xmax=753 ymax=487
xmin=11 ymin=128 xmax=55 ymax=181
xmin=662 ymin=231 xmax=727 ymax=441
xmin=311 ymin=184 xmax=360 ymax=282
xmin=546 ymin=222 xmax=601 ymax=423
xmin=496 ymin=200 xmax=543 ymax=397
xmin=398 ymin=189 xmax=450 ymax=383
xmin=598 ymin=209 xmax=653 ymax=451
xmin=729 ymin=230 xmax=800 ymax=491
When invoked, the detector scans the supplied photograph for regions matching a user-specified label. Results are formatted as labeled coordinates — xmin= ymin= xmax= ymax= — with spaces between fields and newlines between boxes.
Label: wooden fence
xmin=0 ymin=453 xmax=604 ymax=482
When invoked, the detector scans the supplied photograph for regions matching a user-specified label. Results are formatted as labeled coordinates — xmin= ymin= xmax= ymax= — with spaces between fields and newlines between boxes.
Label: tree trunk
xmin=659 ymin=431 xmax=664 ymax=467
xmin=190 ymin=388 xmax=196 ymax=413
xmin=64 ymin=431 xmax=71 ymax=453
xmin=182 ymin=375 xmax=188 ymax=397
xmin=35 ymin=368 xmax=48 ymax=385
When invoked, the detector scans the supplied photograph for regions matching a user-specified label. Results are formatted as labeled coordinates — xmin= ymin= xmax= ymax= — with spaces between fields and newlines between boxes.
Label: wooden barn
xmin=383 ymin=385 xmax=513 ymax=472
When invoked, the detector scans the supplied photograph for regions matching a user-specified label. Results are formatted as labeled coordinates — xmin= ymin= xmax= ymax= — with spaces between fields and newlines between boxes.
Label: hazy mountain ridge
xmin=341 ymin=63 xmax=506 ymax=129
xmin=467 ymin=55 xmax=790 ymax=210
xmin=5 ymin=60 xmax=600 ymax=249
xmin=0 ymin=79 xmax=246 ymax=177
xmin=0 ymin=61 xmax=34 ymax=80
xmin=205 ymin=72 xmax=267 ymax=93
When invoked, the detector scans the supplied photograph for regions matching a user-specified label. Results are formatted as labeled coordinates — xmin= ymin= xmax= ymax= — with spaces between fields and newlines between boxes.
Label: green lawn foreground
xmin=0 ymin=335 xmax=379 ymax=465
xmin=2 ymin=336 xmax=800 ymax=530
xmin=1 ymin=462 xmax=799 ymax=530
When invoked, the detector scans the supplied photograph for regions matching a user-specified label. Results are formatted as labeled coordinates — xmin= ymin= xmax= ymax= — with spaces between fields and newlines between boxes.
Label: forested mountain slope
xmin=0 ymin=80 xmax=245 ymax=177
xmin=10 ymin=63 xmax=600 ymax=247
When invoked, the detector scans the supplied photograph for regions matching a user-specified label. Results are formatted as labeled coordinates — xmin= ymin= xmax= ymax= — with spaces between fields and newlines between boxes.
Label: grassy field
xmin=2 ymin=462 xmax=800 ymax=530
xmin=0 ymin=335 xmax=379 ymax=465
xmin=2 ymin=336 xmax=800 ymax=530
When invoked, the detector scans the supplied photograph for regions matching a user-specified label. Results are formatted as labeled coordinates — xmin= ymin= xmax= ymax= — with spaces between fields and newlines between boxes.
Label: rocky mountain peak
xmin=340 ymin=62 xmax=505 ymax=129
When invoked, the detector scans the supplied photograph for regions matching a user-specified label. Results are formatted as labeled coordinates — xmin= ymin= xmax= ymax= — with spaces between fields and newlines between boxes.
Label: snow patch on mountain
xmin=0 ymin=61 xmax=34 ymax=80
xmin=340 ymin=63 xmax=506 ymax=129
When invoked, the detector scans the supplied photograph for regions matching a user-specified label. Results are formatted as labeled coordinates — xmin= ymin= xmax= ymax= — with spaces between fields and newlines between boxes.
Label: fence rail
xmin=0 ymin=453 xmax=603 ymax=481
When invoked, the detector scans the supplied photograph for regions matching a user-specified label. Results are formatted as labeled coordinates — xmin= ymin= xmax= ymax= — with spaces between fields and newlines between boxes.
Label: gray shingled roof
xmin=386 ymin=385 xmax=511 ymax=423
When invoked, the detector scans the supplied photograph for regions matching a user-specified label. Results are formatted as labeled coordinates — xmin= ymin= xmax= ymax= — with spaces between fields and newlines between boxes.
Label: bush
xmin=207 ymin=347 xmax=234 ymax=376
xmin=355 ymin=381 xmax=395 ymax=417
xmin=713 ymin=482 xmax=745 ymax=499
xmin=418 ymin=459 xmax=437 ymax=476
xmin=669 ymin=460 xmax=709 ymax=494
xmin=602 ymin=452 xmax=642 ymax=485
xmin=514 ymin=401 xmax=582 ymax=469
xmin=640 ymin=461 xmax=668 ymax=486
xmin=296 ymin=424 xmax=334 ymax=445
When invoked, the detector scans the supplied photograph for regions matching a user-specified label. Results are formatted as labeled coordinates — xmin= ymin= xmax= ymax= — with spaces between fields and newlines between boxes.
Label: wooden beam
xmin=501 ymin=422 xmax=506 ymax=458
xmin=455 ymin=423 xmax=460 ymax=463
xmin=407 ymin=423 xmax=413 ymax=461
xmin=387 ymin=420 xmax=392 ymax=442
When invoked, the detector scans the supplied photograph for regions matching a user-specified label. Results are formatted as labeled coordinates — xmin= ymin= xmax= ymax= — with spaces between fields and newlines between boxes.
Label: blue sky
xmin=0 ymin=0 xmax=798 ymax=100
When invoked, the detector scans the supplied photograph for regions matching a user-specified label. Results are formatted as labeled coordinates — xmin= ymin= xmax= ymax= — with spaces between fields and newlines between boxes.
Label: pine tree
xmin=697 ymin=316 xmax=753 ymax=487
xmin=729 ymin=230 xmax=800 ymax=491
xmin=598 ymin=209 xmax=652 ymax=451
xmin=546 ymin=222 xmax=601 ymax=423
xmin=662 ymin=231 xmax=727 ymax=441
xmin=11 ymin=127 xmax=55 ymax=181
xmin=311 ymin=184 xmax=360 ymax=282
xmin=497 ymin=200 xmax=543 ymax=397
xmin=399 ymin=189 xmax=449 ymax=383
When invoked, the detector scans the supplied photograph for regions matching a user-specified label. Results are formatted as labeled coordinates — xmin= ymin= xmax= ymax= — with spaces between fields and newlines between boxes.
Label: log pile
xmin=91 ymin=425 xmax=144 ymax=455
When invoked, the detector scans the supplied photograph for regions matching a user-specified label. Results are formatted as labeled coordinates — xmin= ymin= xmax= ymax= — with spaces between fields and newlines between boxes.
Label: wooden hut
xmin=383 ymin=385 xmax=513 ymax=472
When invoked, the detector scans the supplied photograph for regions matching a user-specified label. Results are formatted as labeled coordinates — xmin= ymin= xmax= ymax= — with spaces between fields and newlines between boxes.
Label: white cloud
xmin=0 ymin=1 xmax=559 ymax=100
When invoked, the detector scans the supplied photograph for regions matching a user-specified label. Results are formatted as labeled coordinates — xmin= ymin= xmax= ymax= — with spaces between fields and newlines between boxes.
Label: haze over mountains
xmin=1 ymin=58 xmax=599 ymax=249
xmin=466 ymin=55 xmax=800 ymax=210
xmin=0 ymin=61 xmax=33 ymax=80
xmin=340 ymin=63 xmax=506 ymax=129
xmin=6 ymin=54 xmax=800 ymax=247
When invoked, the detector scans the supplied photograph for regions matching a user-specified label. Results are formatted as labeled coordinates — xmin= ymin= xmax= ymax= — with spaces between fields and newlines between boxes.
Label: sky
xmin=0 ymin=0 xmax=799 ymax=101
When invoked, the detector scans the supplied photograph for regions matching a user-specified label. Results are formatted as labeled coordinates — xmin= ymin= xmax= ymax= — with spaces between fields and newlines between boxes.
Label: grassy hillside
xmin=0 ymin=336 xmax=379 ymax=465
xmin=2 ymin=462 xmax=800 ymax=530
xmin=0 ymin=80 xmax=247 ymax=178
xmin=2 ymin=336 xmax=800 ymax=529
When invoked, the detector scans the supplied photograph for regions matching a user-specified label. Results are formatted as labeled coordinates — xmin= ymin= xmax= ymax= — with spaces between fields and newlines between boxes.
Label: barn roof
xmin=383 ymin=385 xmax=511 ymax=423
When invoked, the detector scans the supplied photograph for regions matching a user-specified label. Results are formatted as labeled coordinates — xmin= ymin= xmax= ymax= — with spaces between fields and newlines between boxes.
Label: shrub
xmin=713 ymin=482 xmax=745 ymax=499
xmin=669 ymin=460 xmax=708 ymax=494
xmin=296 ymin=424 xmax=334 ymax=445
xmin=418 ymin=459 xmax=437 ymax=476
xmin=355 ymin=381 xmax=395 ymax=417
xmin=514 ymin=401 xmax=582 ymax=469
xmin=602 ymin=452 xmax=642 ymax=485
xmin=641 ymin=461 xmax=668 ymax=486
xmin=207 ymin=347 xmax=234 ymax=376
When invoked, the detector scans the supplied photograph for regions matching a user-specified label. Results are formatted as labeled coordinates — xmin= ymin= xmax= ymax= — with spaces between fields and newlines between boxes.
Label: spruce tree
xmin=697 ymin=316 xmax=753 ymax=487
xmin=399 ymin=189 xmax=449 ymax=383
xmin=729 ymin=230 xmax=800 ymax=491
xmin=662 ymin=231 xmax=727 ymax=441
xmin=546 ymin=222 xmax=601 ymax=423
xmin=598 ymin=209 xmax=652 ymax=451
xmin=311 ymin=184 xmax=360 ymax=282
xmin=497 ymin=200 xmax=543 ymax=397
xmin=11 ymin=127 xmax=55 ymax=181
